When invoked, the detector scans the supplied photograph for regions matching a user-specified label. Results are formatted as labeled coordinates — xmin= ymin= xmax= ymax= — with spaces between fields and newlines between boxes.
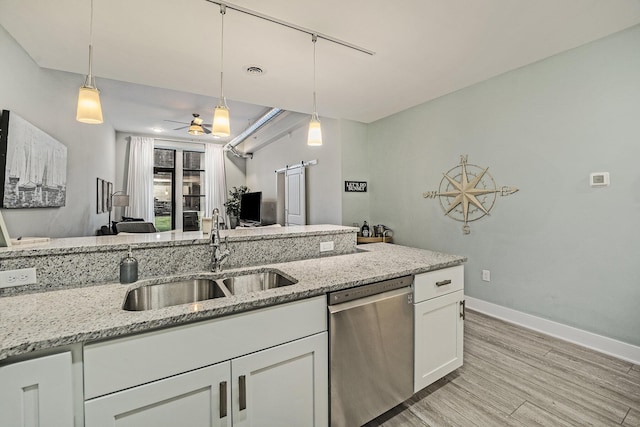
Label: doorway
xmin=276 ymin=165 xmax=306 ymax=226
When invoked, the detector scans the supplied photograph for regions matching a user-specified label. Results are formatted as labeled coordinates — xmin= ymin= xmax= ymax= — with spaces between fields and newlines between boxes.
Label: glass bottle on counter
xmin=361 ymin=221 xmax=370 ymax=238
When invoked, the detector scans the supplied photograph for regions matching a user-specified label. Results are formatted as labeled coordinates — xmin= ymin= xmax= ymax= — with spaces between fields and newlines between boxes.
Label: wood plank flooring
xmin=364 ymin=309 xmax=640 ymax=427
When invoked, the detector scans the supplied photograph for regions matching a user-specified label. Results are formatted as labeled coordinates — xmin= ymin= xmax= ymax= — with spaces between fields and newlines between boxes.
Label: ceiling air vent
xmin=246 ymin=66 xmax=264 ymax=76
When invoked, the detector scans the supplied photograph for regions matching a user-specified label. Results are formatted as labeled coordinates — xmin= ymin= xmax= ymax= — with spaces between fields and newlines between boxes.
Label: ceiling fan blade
xmin=164 ymin=119 xmax=189 ymax=125
xmin=173 ymin=125 xmax=189 ymax=131
xmin=202 ymin=127 xmax=211 ymax=134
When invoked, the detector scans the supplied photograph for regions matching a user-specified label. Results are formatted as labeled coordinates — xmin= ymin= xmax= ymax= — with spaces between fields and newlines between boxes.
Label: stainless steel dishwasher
xmin=328 ymin=275 xmax=414 ymax=427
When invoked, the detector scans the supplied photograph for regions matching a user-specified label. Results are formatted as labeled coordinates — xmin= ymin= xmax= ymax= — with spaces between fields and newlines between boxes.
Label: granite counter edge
xmin=0 ymin=257 xmax=465 ymax=361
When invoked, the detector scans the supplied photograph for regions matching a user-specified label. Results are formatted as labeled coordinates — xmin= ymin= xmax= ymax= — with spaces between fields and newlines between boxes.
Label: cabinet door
xmin=0 ymin=352 xmax=74 ymax=427
xmin=414 ymin=290 xmax=464 ymax=392
xmin=85 ymin=361 xmax=231 ymax=427
xmin=232 ymin=332 xmax=328 ymax=427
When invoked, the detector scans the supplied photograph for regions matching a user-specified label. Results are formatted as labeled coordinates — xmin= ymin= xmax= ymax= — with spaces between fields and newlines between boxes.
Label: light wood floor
xmin=365 ymin=309 xmax=640 ymax=427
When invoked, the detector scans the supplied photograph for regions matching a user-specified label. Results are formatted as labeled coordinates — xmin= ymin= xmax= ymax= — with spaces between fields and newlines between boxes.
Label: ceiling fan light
xmin=188 ymin=123 xmax=205 ymax=135
xmin=212 ymin=104 xmax=230 ymax=137
xmin=76 ymin=86 xmax=103 ymax=124
xmin=307 ymin=116 xmax=322 ymax=146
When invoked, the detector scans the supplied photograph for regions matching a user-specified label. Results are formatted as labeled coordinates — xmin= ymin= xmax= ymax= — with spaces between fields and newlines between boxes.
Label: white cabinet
xmin=84 ymin=296 xmax=328 ymax=427
xmin=0 ymin=351 xmax=74 ymax=427
xmin=84 ymin=296 xmax=326 ymax=400
xmin=85 ymin=362 xmax=230 ymax=427
xmin=85 ymin=333 xmax=327 ymax=427
xmin=232 ymin=333 xmax=327 ymax=427
xmin=414 ymin=265 xmax=465 ymax=392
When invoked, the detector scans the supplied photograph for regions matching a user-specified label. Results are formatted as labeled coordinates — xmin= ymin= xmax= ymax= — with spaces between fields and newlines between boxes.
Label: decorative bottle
xmin=361 ymin=221 xmax=370 ymax=238
xmin=120 ymin=246 xmax=138 ymax=284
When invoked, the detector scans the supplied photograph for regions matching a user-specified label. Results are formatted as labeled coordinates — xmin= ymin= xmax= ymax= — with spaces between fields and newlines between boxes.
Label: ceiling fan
xmin=164 ymin=113 xmax=212 ymax=135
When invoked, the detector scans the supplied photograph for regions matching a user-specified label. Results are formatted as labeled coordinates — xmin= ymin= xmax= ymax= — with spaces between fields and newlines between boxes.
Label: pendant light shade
xmin=307 ymin=115 xmax=322 ymax=146
xmin=212 ymin=104 xmax=230 ymax=137
xmin=76 ymin=85 xmax=103 ymax=124
xmin=308 ymin=34 xmax=322 ymax=146
xmin=212 ymin=4 xmax=231 ymax=138
xmin=76 ymin=0 xmax=103 ymax=124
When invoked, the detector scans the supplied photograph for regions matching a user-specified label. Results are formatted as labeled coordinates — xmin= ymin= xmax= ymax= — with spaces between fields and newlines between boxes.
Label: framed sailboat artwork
xmin=0 ymin=110 xmax=68 ymax=208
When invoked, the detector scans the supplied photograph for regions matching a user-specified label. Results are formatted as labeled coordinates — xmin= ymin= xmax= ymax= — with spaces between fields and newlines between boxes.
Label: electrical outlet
xmin=482 ymin=270 xmax=491 ymax=282
xmin=0 ymin=268 xmax=37 ymax=288
xmin=320 ymin=241 xmax=335 ymax=252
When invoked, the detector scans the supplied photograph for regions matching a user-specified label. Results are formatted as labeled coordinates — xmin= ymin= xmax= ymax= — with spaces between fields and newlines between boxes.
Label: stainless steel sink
xmin=123 ymin=279 xmax=226 ymax=311
xmin=122 ymin=270 xmax=297 ymax=311
xmin=222 ymin=271 xmax=296 ymax=295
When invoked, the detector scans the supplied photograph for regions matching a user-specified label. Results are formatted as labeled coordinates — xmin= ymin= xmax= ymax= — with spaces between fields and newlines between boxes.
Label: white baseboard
xmin=465 ymin=296 xmax=640 ymax=365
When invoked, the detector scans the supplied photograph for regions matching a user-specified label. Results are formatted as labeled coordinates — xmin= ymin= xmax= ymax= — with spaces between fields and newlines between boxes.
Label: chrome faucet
xmin=210 ymin=208 xmax=230 ymax=272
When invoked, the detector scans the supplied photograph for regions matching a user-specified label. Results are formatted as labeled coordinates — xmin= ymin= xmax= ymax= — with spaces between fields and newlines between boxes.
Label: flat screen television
xmin=240 ymin=191 xmax=262 ymax=224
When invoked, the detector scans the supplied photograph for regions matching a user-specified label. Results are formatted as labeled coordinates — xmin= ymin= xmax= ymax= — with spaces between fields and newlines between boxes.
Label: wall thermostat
xmin=590 ymin=172 xmax=610 ymax=187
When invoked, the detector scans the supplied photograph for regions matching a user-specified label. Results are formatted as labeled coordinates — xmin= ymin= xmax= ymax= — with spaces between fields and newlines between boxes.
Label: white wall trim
xmin=465 ymin=296 xmax=640 ymax=365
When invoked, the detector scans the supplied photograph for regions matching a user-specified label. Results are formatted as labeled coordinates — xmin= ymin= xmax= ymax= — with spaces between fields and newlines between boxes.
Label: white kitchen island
xmin=0 ymin=225 xmax=465 ymax=427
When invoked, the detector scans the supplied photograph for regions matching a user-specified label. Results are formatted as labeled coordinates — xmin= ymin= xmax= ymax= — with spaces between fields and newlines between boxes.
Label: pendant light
xmin=307 ymin=34 xmax=322 ymax=146
xmin=212 ymin=4 xmax=231 ymax=137
xmin=76 ymin=0 xmax=103 ymax=124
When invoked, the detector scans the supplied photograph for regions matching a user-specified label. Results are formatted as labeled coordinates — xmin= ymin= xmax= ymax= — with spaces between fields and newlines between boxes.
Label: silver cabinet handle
xmin=436 ymin=279 xmax=452 ymax=287
xmin=219 ymin=381 xmax=227 ymax=418
xmin=460 ymin=300 xmax=466 ymax=320
xmin=239 ymin=375 xmax=247 ymax=411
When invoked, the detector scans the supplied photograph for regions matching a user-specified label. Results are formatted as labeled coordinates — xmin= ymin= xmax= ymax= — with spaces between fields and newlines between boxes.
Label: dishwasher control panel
xmin=328 ymin=275 xmax=414 ymax=305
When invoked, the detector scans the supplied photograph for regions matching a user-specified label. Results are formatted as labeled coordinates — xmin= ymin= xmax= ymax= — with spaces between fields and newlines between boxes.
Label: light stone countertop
xmin=0 ymin=243 xmax=466 ymax=361
xmin=0 ymin=224 xmax=357 ymax=257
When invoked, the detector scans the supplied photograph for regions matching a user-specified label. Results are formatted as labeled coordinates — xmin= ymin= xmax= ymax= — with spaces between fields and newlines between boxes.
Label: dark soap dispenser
xmin=120 ymin=245 xmax=138 ymax=284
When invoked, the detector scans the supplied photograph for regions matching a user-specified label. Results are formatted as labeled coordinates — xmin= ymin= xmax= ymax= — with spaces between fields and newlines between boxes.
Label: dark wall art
xmin=345 ymin=180 xmax=367 ymax=192
xmin=0 ymin=110 xmax=68 ymax=208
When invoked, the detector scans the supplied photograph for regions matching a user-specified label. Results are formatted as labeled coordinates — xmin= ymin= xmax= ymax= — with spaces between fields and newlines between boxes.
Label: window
xmin=182 ymin=151 xmax=204 ymax=231
xmin=152 ymin=145 xmax=206 ymax=232
xmin=153 ymin=149 xmax=175 ymax=232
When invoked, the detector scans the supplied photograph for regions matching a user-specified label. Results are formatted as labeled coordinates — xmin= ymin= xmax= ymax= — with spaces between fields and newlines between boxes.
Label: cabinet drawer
xmin=414 ymin=265 xmax=464 ymax=303
xmin=84 ymin=296 xmax=326 ymax=400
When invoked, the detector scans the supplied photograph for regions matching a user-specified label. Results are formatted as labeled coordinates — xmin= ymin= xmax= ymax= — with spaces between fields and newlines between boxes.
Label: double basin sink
xmin=123 ymin=270 xmax=296 ymax=311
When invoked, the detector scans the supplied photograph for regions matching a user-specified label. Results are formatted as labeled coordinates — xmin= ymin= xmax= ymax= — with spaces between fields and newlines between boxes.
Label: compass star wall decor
xmin=423 ymin=155 xmax=518 ymax=234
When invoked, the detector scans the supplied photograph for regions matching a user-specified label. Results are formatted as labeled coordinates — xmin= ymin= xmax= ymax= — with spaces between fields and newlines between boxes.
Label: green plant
xmin=224 ymin=186 xmax=250 ymax=217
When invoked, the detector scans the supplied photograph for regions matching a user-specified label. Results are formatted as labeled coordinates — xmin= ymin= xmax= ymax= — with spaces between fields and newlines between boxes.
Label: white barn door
xmin=285 ymin=167 xmax=306 ymax=225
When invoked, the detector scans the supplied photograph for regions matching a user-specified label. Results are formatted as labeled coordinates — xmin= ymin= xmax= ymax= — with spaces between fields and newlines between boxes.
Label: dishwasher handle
xmin=328 ymin=286 xmax=412 ymax=314
xmin=328 ymin=275 xmax=413 ymax=306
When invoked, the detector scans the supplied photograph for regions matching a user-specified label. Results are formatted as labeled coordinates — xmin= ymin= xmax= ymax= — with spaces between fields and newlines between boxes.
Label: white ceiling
xmin=1 ymin=0 xmax=640 ymax=142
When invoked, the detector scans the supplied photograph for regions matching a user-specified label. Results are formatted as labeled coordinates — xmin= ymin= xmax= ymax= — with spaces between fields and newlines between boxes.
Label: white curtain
xmin=204 ymin=144 xmax=228 ymax=223
xmin=125 ymin=136 xmax=155 ymax=222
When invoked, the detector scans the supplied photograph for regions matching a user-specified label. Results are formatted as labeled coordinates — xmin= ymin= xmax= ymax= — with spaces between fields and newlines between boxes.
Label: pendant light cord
xmin=219 ymin=4 xmax=226 ymax=105
xmin=312 ymin=34 xmax=318 ymax=120
xmin=85 ymin=0 xmax=95 ymax=87
xmin=89 ymin=0 xmax=94 ymax=47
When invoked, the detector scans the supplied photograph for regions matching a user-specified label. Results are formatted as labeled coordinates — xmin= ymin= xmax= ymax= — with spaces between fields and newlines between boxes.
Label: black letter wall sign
xmin=345 ymin=181 xmax=367 ymax=192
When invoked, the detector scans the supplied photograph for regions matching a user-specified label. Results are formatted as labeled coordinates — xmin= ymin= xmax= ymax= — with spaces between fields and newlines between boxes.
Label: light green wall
xmin=366 ymin=25 xmax=640 ymax=346
xmin=340 ymin=120 xmax=369 ymax=228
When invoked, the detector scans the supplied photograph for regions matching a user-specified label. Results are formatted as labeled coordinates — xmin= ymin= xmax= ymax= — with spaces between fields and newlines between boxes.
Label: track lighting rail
xmin=203 ymin=0 xmax=375 ymax=56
